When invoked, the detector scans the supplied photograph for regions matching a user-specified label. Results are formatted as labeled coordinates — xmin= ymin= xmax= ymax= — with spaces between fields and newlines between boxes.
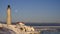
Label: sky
xmin=0 ymin=0 xmax=60 ymax=23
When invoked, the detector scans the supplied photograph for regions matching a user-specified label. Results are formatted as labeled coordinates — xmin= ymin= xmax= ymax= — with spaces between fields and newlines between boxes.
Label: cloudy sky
xmin=0 ymin=0 xmax=60 ymax=23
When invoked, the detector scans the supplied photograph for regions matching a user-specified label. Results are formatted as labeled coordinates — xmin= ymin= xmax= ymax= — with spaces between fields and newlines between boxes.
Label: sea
xmin=0 ymin=22 xmax=60 ymax=34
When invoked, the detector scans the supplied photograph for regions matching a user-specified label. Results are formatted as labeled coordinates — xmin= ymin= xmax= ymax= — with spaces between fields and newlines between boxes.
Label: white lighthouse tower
xmin=7 ymin=5 xmax=11 ymax=25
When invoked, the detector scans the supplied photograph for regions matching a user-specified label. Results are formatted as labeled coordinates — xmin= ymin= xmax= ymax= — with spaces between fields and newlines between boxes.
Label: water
xmin=25 ymin=23 xmax=60 ymax=26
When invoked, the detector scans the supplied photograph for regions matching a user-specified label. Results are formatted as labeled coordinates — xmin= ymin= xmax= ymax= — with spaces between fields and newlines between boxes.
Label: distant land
xmin=0 ymin=21 xmax=60 ymax=26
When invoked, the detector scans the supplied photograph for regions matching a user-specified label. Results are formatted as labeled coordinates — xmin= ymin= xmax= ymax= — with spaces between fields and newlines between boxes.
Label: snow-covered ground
xmin=0 ymin=23 xmax=40 ymax=34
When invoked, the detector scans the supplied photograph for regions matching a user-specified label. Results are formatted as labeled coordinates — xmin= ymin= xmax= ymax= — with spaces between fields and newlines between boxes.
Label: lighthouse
xmin=7 ymin=5 xmax=11 ymax=25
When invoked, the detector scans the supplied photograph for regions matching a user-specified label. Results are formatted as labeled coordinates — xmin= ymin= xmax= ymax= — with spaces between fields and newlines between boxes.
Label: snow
xmin=0 ymin=23 xmax=40 ymax=34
